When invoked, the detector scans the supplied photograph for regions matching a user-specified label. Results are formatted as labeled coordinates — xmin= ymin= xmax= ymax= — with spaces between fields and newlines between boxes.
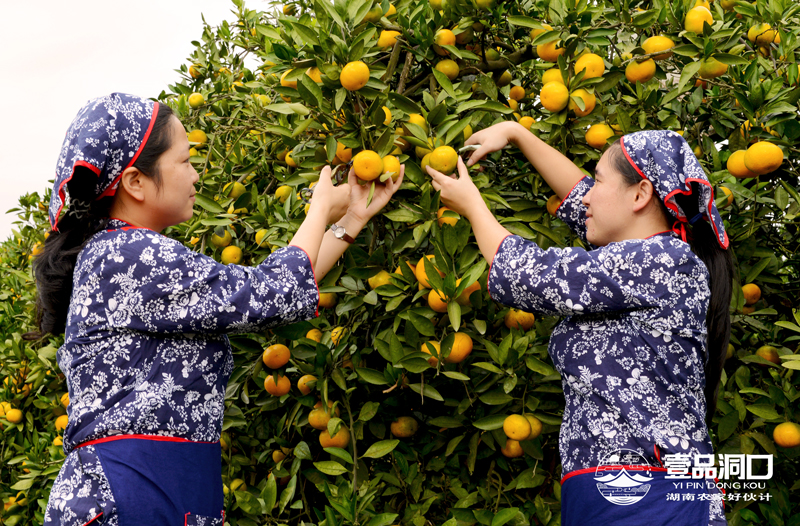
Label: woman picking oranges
xmin=426 ymin=122 xmax=731 ymax=526
xmin=32 ymin=93 xmax=403 ymax=525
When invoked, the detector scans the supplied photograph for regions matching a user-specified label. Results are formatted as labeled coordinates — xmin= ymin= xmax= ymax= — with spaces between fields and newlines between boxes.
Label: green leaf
xmin=265 ymin=103 xmax=310 ymax=115
xmin=428 ymin=416 xmax=464 ymax=428
xmin=298 ymin=74 xmax=324 ymax=108
xmin=712 ymin=53 xmax=750 ymax=66
xmin=446 ymin=434 xmax=466 ymax=456
xmin=507 ymin=15 xmax=542 ymax=29
xmin=324 ymin=447 xmax=354 ymax=464
xmin=408 ymin=311 xmax=436 ymax=336
xmin=479 ymin=389 xmax=513 ymax=405
xmin=388 ymin=92 xmax=422 ymax=114
xmin=409 ymin=382 xmax=444 ymax=401
xmin=193 ymin=193 xmax=225 ymax=213
xmin=278 ymin=475 xmax=297 ymax=514
xmin=314 ymin=461 xmax=349 ymax=476
xmin=234 ymin=489 xmax=262 ymax=515
xmin=383 ymin=208 xmax=423 ymax=222
xmin=442 ymin=371 xmax=470 ymax=381
xmin=362 ymin=439 xmax=400 ymax=458
xmin=448 ymin=301 xmax=461 ymax=332
xmin=355 ymin=367 xmax=389 ymax=386
xmin=292 ymin=23 xmax=320 ymax=46
xmin=432 ymin=69 xmax=457 ymax=99
xmin=746 ymin=404 xmax=781 ymax=421
xmin=745 ymin=258 xmax=771 ymax=284
xmin=678 ymin=60 xmax=702 ymax=91
xmin=358 ymin=401 xmax=380 ymax=422
xmin=473 ymin=414 xmax=507 ymax=430
xmin=775 ymin=321 xmax=800 ymax=334
xmin=261 ymin=473 xmax=277 ymax=513
xmin=366 ymin=514 xmax=401 ymax=526
xmin=294 ymin=441 xmax=312 ymax=460
xmin=491 ymin=508 xmax=520 ymax=526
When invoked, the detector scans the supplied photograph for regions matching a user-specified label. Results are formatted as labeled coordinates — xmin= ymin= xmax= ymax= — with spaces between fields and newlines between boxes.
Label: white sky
xmin=0 ymin=0 xmax=248 ymax=240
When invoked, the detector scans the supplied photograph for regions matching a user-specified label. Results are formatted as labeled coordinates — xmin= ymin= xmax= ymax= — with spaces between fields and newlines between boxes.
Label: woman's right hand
xmin=463 ymin=121 xmax=524 ymax=166
xmin=312 ymin=166 xmax=351 ymax=225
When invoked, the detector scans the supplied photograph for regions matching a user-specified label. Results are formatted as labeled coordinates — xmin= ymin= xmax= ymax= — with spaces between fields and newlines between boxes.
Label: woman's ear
xmin=631 ymin=179 xmax=656 ymax=213
xmin=118 ymin=166 xmax=148 ymax=203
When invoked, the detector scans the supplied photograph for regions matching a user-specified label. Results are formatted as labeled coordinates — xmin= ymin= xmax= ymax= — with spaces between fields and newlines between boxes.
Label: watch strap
xmin=331 ymin=224 xmax=355 ymax=244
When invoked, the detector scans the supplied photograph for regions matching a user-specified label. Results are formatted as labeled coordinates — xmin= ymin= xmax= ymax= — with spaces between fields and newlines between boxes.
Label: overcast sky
xmin=0 ymin=0 xmax=251 ymax=240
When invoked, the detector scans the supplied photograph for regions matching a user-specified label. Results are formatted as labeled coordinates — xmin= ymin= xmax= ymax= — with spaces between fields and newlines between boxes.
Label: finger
xmin=425 ymin=164 xmax=445 ymax=183
xmin=467 ymin=146 xmax=489 ymax=166
xmin=393 ymin=165 xmax=405 ymax=192
xmin=431 ymin=179 xmax=442 ymax=192
xmin=464 ymin=131 xmax=480 ymax=146
xmin=456 ymin=156 xmax=471 ymax=179
xmin=319 ymin=165 xmax=333 ymax=184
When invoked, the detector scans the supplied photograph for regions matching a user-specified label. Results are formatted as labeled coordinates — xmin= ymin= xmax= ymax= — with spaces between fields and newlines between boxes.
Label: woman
xmin=33 ymin=93 xmax=402 ymax=525
xmin=426 ymin=122 xmax=731 ymax=525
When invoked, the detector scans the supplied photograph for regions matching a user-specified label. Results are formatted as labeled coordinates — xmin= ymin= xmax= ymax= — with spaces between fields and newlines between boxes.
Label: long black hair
xmin=608 ymin=139 xmax=734 ymax=424
xmin=26 ymin=103 xmax=175 ymax=339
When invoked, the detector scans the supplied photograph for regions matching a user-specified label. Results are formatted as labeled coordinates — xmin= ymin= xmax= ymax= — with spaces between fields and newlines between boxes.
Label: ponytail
xmin=25 ymin=103 xmax=175 ymax=340
xmin=609 ymin=140 xmax=733 ymax=424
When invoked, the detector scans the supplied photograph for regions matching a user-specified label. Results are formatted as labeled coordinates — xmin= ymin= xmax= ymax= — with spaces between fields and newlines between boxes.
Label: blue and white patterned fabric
xmin=489 ymin=176 xmax=715 ymax=475
xmin=621 ymin=130 xmax=729 ymax=249
xmin=45 ymin=218 xmax=319 ymax=525
xmin=49 ymin=94 xmax=157 ymax=232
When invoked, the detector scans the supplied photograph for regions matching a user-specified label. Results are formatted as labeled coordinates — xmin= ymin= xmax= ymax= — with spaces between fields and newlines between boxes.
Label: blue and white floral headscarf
xmin=620 ymin=130 xmax=729 ymax=249
xmin=49 ymin=93 xmax=159 ymax=231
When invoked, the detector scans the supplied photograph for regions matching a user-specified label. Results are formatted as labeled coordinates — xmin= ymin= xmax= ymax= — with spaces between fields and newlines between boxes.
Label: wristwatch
xmin=330 ymin=223 xmax=355 ymax=244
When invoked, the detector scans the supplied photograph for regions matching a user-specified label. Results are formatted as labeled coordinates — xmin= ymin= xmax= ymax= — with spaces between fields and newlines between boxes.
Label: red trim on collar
xmin=554 ymin=175 xmax=588 ymax=215
xmin=645 ymin=229 xmax=676 ymax=239
xmin=561 ymin=464 xmax=668 ymax=484
xmin=75 ymin=434 xmax=218 ymax=449
xmin=96 ymin=101 xmax=161 ymax=200
xmin=80 ymin=512 xmax=104 ymax=526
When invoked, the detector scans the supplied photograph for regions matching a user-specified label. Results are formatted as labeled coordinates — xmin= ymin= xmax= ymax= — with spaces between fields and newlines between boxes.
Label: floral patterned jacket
xmin=488 ymin=177 xmax=714 ymax=475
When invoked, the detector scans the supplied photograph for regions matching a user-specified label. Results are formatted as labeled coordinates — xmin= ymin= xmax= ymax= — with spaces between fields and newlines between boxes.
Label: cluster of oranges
xmin=501 ymin=413 xmax=544 ymax=458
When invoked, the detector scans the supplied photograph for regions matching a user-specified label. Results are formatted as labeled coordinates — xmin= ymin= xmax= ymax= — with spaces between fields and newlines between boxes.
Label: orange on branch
xmin=262 ymin=344 xmax=291 ymax=368
xmin=340 ymin=61 xmax=370 ymax=91
xmin=743 ymin=142 xmax=783 ymax=174
xmin=264 ymin=374 xmax=291 ymax=396
xmin=537 ymin=41 xmax=564 ymax=62
xmin=574 ymin=53 xmax=605 ymax=79
xmin=626 ymin=59 xmax=656 ymax=83
xmin=320 ymin=427 xmax=350 ymax=448
xmin=428 ymin=289 xmax=449 ymax=313
xmin=585 ymin=123 xmax=614 ymax=149
xmin=353 ymin=150 xmax=384 ymax=181
xmin=569 ymin=89 xmax=596 ymax=117
xmin=642 ymin=36 xmax=675 ymax=60
xmin=540 ymin=82 xmax=570 ymax=112
xmin=446 ymin=332 xmax=474 ymax=363
xmin=416 ymin=255 xmax=445 ymax=288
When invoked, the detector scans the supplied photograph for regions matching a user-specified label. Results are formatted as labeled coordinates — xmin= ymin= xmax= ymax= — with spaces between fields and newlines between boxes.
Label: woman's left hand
xmin=345 ymin=165 xmax=405 ymax=225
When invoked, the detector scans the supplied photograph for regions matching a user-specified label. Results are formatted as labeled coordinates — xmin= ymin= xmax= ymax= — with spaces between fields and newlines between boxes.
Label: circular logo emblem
xmin=594 ymin=449 xmax=655 ymax=506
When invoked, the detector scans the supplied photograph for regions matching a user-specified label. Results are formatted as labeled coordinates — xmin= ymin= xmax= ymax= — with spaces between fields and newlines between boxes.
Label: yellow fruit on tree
xmin=718 ymin=187 xmax=733 ymax=208
xmin=505 ymin=308 xmax=536 ymax=330
xmin=382 ymin=106 xmax=392 ymax=125
xmin=264 ymin=374 xmax=291 ymax=396
xmin=537 ymin=41 xmax=564 ymax=62
xmin=309 ymin=402 xmax=339 ymax=430
xmin=390 ymin=416 xmax=419 ymax=438
xmin=421 ymin=341 xmax=441 ymax=366
xmin=211 ymin=229 xmax=232 ymax=248
xmin=381 ymin=155 xmax=401 ymax=182
xmin=501 ymin=438 xmax=524 ymax=458
xmin=530 ymin=24 xmax=553 ymax=40
xmin=569 ymin=89 xmax=596 ymax=117
xmin=353 ymin=150 xmax=384 ymax=181
xmin=742 ymin=283 xmax=761 ymax=305
xmin=378 ymin=30 xmax=402 ymax=49
xmin=726 ymin=151 xmax=757 ymax=179
xmin=429 ymin=146 xmax=458 ymax=175
xmin=297 ymin=374 xmax=317 ymax=395
xmin=773 ymin=422 xmax=800 ymax=448
xmin=189 ymin=64 xmax=202 ymax=79
xmin=223 ymin=181 xmax=246 ymax=199
xmin=626 ymin=59 xmax=656 ymax=83
xmin=437 ymin=207 xmax=459 ymax=228
xmin=334 ymin=142 xmax=353 ymax=164
xmin=446 ymin=332 xmax=473 ymax=363
xmin=518 ymin=116 xmax=535 ymax=131
xmin=363 ymin=4 xmax=385 ymax=23
xmin=524 ymin=414 xmax=543 ymax=440
xmin=720 ymin=0 xmax=736 ymax=9
xmin=55 ymin=414 xmax=69 ymax=431
xmin=60 ymin=393 xmax=70 ymax=408
xmin=747 ymin=24 xmax=776 ymax=46
xmin=331 ymin=326 xmax=347 ymax=345
xmin=319 ymin=292 xmax=337 ymax=309
xmin=188 ymin=93 xmax=205 ymax=108
xmin=435 ymin=59 xmax=460 ymax=81
xmin=699 ymin=57 xmax=728 ymax=79
xmin=743 ymin=142 xmax=783 ymax=175
xmin=320 ymin=427 xmax=350 ymax=448
xmin=220 ymin=246 xmax=243 ymax=265
xmin=574 ymin=53 xmax=605 ymax=79
xmin=542 ymin=68 xmax=564 ymax=85
xmin=275 ymin=185 xmax=292 ymax=203
xmin=5 ymin=408 xmax=23 ymax=424
xmin=496 ymin=70 xmax=512 ymax=87
xmin=368 ymin=270 xmax=392 ymax=290
xmin=187 ymin=129 xmax=208 ymax=145
xmin=272 ymin=450 xmax=287 ymax=463
xmin=585 ymin=123 xmax=615 ymax=149
xmin=503 ymin=414 xmax=532 ymax=440
xmin=285 ymin=151 xmax=297 ymax=168
xmin=540 ymin=82 xmax=570 ymax=112
xmin=684 ymin=6 xmax=713 ymax=34
xmin=428 ymin=289 xmax=449 ymax=313
xmin=306 ymin=67 xmax=322 ymax=83
xmin=509 ymin=85 xmax=526 ymax=101
xmin=262 ymin=344 xmax=291 ymax=369
xmin=434 ymin=29 xmax=456 ymax=54
xmin=405 ymin=113 xmax=429 ymax=134
xmin=755 ymin=345 xmax=780 ymax=365
xmin=306 ymin=328 xmax=322 ymax=342
xmin=456 ymin=278 xmax=480 ymax=306
xmin=280 ymin=69 xmax=298 ymax=88
xmin=386 ymin=4 xmax=397 ymax=16
xmin=416 ymin=255 xmax=445 ymax=288
xmin=642 ymin=36 xmax=675 ymax=60
xmin=340 ymin=61 xmax=370 ymax=91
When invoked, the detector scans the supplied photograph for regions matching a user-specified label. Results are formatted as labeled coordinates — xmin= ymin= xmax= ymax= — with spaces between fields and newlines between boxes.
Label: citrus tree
xmin=2 ymin=0 xmax=800 ymax=524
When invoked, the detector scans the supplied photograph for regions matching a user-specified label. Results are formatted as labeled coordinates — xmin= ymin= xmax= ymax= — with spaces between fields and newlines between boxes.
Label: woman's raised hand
xmin=425 ymin=157 xmax=483 ymax=220
xmin=463 ymin=121 xmax=523 ymax=166
xmin=313 ymin=165 xmax=351 ymax=225
xmin=346 ymin=164 xmax=405 ymax=225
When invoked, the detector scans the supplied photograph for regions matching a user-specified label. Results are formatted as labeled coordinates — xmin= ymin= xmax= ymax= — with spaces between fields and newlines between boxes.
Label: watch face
xmin=333 ymin=225 xmax=345 ymax=238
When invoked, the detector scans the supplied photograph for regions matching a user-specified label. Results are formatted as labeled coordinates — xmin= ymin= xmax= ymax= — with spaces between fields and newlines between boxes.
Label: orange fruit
xmin=747 ymin=23 xmax=776 ymax=46
xmin=189 ymin=64 xmax=202 ymax=79
xmin=540 ymin=82 xmax=570 ymax=112
xmin=297 ymin=374 xmax=317 ymax=395
xmin=496 ymin=70 xmax=512 ymax=87
xmin=504 ymin=308 xmax=536 ymax=330
xmin=642 ymin=36 xmax=675 ymax=60
xmin=368 ymin=270 xmax=392 ymax=290
xmin=381 ymin=155 xmax=401 ymax=182
xmin=568 ymin=89 xmax=596 ymax=117
xmin=542 ymin=68 xmax=564 ymax=85
xmin=435 ymin=59 xmax=459 ymax=81
xmin=188 ymin=93 xmax=205 ymax=108
xmin=755 ymin=345 xmax=780 ymax=365
xmin=537 ymin=41 xmax=564 ymax=62
xmin=306 ymin=67 xmax=322 ymax=83
xmin=363 ymin=5 xmax=384 ymax=23
xmin=340 ymin=61 xmax=370 ymax=91
xmin=718 ymin=187 xmax=733 ymax=208
xmin=353 ymin=150 xmax=384 ymax=181
xmin=211 ymin=230 xmax=232 ymax=248
xmin=626 ymin=59 xmax=656 ymax=83
xmin=501 ymin=438 xmax=524 ymax=458
xmin=378 ymin=30 xmax=402 ymax=49
xmin=530 ymin=24 xmax=553 ymax=39
xmin=773 ymin=422 xmax=800 ymax=448
xmin=446 ymin=332 xmax=473 ymax=363
xmin=421 ymin=341 xmax=440 ymax=366
xmin=684 ymin=6 xmax=713 ymax=34
xmin=390 ymin=416 xmax=419 ymax=438
xmin=416 ymin=255 xmax=445 ymax=288
xmin=523 ymin=414 xmax=543 ymax=440
xmin=320 ymin=427 xmax=350 ymax=448
xmin=220 ymin=246 xmax=242 ymax=265
xmin=331 ymin=326 xmax=347 ymax=345
xmin=437 ymin=207 xmax=459 ymax=227
xmin=280 ymin=69 xmax=298 ymax=88
xmin=456 ymin=278 xmax=481 ymax=306
xmin=264 ymin=374 xmax=291 ymax=396
xmin=404 ymin=113 xmax=429 ymax=134
xmin=334 ymin=141 xmax=353 ymax=164
xmin=262 ymin=344 xmax=291 ymax=368
xmin=503 ymin=414 xmax=531 ymax=440
xmin=518 ymin=116 xmax=535 ymax=130
xmin=428 ymin=146 xmax=458 ymax=175
xmin=285 ymin=151 xmax=297 ymax=168
xmin=187 ymin=129 xmax=208 ymax=145
xmin=5 ymin=408 xmax=23 ymax=424
xmin=742 ymin=283 xmax=761 ymax=305
xmin=275 ymin=185 xmax=292 ymax=203
xmin=428 ymin=289 xmax=449 ymax=313
xmin=306 ymin=328 xmax=323 ymax=342
xmin=434 ymin=29 xmax=456 ymax=54
xmin=509 ymin=85 xmax=526 ymax=101
xmin=585 ymin=123 xmax=614 ymax=149
xmin=55 ymin=414 xmax=69 ymax=431
xmin=309 ymin=401 xmax=340 ymax=430
xmin=272 ymin=450 xmax=287 ymax=463
xmin=546 ymin=195 xmax=562 ymax=216
xmin=60 ymin=393 xmax=70 ymax=408
xmin=743 ymin=142 xmax=783 ymax=175
xmin=726 ymin=151 xmax=757 ymax=179
xmin=698 ymin=57 xmax=728 ymax=79
xmin=319 ymin=292 xmax=337 ymax=308
xmin=574 ymin=53 xmax=605 ymax=79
